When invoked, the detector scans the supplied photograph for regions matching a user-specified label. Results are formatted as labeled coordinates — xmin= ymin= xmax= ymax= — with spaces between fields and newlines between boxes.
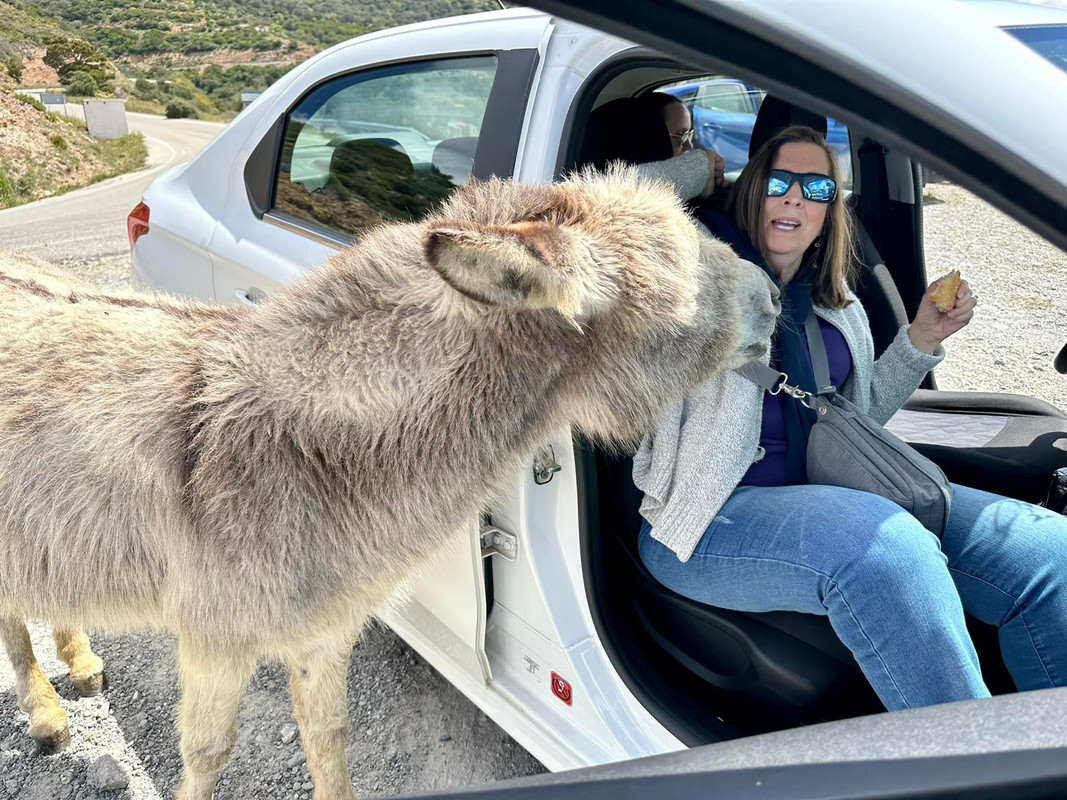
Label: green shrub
xmin=0 ymin=168 xmax=14 ymax=207
xmin=50 ymin=134 xmax=68 ymax=150
xmin=165 ymin=100 xmax=198 ymax=119
xmin=65 ymin=70 xmax=99 ymax=97
xmin=88 ymin=132 xmax=148 ymax=180
xmin=15 ymin=172 xmax=35 ymax=196
xmin=5 ymin=56 xmax=23 ymax=84
xmin=14 ymin=93 xmax=46 ymax=113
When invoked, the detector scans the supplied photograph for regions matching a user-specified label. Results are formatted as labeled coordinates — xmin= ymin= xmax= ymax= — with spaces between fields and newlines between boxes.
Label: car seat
xmin=325 ymin=138 xmax=416 ymax=199
xmin=580 ymin=96 xmax=674 ymax=171
xmin=431 ymin=137 xmax=478 ymax=185
xmin=324 ymin=138 xmax=457 ymax=226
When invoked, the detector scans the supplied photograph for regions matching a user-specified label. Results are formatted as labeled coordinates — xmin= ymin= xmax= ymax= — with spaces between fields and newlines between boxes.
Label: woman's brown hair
xmin=726 ymin=124 xmax=856 ymax=309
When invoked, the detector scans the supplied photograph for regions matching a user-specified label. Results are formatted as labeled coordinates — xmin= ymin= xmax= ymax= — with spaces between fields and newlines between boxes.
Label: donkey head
xmin=421 ymin=166 xmax=780 ymax=444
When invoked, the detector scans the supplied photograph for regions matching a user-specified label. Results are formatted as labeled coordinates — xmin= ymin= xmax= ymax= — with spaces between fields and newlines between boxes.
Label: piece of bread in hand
xmin=929 ymin=270 xmax=962 ymax=312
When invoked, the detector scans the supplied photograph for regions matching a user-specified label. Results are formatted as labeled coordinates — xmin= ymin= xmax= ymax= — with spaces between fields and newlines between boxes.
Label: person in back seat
xmin=645 ymin=92 xmax=697 ymax=158
xmin=583 ymin=96 xmax=724 ymax=195
xmin=632 ymin=123 xmax=1067 ymax=712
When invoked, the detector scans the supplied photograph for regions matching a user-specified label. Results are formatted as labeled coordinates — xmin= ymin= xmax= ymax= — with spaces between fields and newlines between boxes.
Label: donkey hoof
xmin=73 ymin=670 xmax=105 ymax=697
xmin=29 ymin=711 xmax=71 ymax=755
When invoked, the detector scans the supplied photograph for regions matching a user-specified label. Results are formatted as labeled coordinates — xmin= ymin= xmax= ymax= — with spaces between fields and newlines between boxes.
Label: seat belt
xmin=858 ymin=139 xmax=889 ymax=255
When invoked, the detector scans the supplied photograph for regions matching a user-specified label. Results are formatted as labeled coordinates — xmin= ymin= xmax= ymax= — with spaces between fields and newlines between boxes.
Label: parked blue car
xmin=661 ymin=78 xmax=852 ymax=183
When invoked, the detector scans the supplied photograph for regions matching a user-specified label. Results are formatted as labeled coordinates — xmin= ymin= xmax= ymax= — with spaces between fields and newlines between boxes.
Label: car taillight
xmin=127 ymin=201 xmax=150 ymax=251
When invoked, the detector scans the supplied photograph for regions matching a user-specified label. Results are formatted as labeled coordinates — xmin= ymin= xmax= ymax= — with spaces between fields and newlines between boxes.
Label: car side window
xmin=273 ymin=56 xmax=498 ymax=238
xmin=661 ymin=76 xmax=852 ymax=188
xmin=694 ymin=83 xmax=751 ymax=115
xmin=921 ymin=171 xmax=1065 ymax=411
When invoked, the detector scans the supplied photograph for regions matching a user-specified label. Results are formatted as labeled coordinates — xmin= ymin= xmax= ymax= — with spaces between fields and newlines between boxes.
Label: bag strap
xmin=734 ymin=360 xmax=819 ymax=409
xmin=803 ymin=310 xmax=836 ymax=396
xmin=735 ymin=309 xmax=835 ymax=405
xmin=735 ymin=360 xmax=787 ymax=392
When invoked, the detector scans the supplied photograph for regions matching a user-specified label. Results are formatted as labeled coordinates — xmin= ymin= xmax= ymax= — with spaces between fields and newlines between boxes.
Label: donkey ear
xmin=423 ymin=220 xmax=605 ymax=320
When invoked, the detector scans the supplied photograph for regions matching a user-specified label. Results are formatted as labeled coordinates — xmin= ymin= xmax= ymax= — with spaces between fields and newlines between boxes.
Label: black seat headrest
xmin=580 ymin=97 xmax=674 ymax=170
xmin=328 ymin=138 xmax=414 ymax=181
xmin=748 ymin=96 xmax=828 ymax=159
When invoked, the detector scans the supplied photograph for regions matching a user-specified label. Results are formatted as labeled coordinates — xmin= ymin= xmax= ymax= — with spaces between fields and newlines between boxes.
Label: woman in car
xmin=634 ymin=123 xmax=1067 ymax=710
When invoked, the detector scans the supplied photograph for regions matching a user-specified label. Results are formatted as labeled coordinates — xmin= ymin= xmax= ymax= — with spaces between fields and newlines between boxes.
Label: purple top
xmin=740 ymin=317 xmax=853 ymax=487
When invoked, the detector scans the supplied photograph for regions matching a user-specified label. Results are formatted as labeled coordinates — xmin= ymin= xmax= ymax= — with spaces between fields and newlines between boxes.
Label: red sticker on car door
xmin=551 ymin=672 xmax=572 ymax=706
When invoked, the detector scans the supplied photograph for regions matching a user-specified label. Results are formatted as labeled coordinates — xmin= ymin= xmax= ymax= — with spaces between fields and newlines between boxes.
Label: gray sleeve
xmin=868 ymin=326 xmax=945 ymax=425
xmin=633 ymin=149 xmax=710 ymax=202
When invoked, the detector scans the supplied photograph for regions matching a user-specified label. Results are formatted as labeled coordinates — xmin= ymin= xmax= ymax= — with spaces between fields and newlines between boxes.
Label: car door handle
xmin=234 ymin=287 xmax=267 ymax=305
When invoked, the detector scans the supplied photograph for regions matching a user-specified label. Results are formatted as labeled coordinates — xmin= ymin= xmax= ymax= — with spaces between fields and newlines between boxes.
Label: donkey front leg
xmin=175 ymin=638 xmax=257 ymax=800
xmin=286 ymin=640 xmax=357 ymax=800
xmin=54 ymin=628 xmax=105 ymax=697
xmin=0 ymin=618 xmax=70 ymax=753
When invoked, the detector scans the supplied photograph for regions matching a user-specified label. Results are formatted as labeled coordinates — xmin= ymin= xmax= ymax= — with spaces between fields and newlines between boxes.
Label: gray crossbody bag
xmin=737 ymin=311 xmax=952 ymax=537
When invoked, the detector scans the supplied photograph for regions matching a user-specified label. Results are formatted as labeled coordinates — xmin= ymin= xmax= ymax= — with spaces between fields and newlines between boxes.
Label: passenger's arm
xmin=633 ymin=149 xmax=719 ymax=202
xmin=868 ymin=326 xmax=945 ymax=425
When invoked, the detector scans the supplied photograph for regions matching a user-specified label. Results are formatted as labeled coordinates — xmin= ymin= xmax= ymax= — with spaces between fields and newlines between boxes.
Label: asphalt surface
xmin=0 ymin=111 xmax=224 ymax=263
xmin=0 ymin=111 xmax=546 ymax=799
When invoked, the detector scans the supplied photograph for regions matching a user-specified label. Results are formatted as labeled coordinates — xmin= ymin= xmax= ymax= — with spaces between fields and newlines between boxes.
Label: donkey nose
xmin=767 ymin=281 xmax=782 ymax=316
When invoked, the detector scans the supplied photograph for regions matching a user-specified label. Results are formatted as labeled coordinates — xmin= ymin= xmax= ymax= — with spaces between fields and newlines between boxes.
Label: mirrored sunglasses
xmin=767 ymin=169 xmax=838 ymax=203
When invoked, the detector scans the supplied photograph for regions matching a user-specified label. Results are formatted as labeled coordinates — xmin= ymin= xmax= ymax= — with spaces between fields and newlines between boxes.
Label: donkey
xmin=0 ymin=166 xmax=779 ymax=799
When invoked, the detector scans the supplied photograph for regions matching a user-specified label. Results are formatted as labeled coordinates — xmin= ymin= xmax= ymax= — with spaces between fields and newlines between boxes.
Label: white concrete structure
xmin=83 ymin=98 xmax=129 ymax=139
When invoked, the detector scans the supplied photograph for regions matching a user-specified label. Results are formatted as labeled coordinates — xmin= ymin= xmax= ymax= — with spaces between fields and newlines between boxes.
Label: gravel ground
xmin=2 ymin=183 xmax=1064 ymax=800
xmin=2 ymin=623 xmax=543 ymax=800
xmin=923 ymin=181 xmax=1067 ymax=411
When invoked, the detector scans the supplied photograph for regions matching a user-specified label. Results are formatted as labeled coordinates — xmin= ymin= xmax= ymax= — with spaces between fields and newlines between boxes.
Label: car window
xmin=694 ymin=82 xmax=752 ymax=115
xmin=273 ymin=56 xmax=497 ymax=238
xmin=661 ymin=75 xmax=852 ymax=188
xmin=1003 ymin=24 xmax=1067 ymax=74
xmin=921 ymin=171 xmax=1066 ymax=412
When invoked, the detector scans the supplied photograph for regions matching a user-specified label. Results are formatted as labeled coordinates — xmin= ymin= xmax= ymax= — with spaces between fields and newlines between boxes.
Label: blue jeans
xmin=638 ymin=483 xmax=1067 ymax=710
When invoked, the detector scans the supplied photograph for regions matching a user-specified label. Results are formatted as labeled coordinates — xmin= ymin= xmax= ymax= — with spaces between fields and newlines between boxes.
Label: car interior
xmin=563 ymin=57 xmax=1067 ymax=745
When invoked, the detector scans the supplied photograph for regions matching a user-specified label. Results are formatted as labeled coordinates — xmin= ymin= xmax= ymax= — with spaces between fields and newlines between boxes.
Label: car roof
xmin=956 ymin=0 xmax=1067 ymax=27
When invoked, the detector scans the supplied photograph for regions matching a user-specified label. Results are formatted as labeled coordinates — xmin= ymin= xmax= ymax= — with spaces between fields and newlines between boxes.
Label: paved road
xmin=0 ymin=112 xmax=225 ymax=264
xmin=0 ymin=112 xmax=546 ymax=798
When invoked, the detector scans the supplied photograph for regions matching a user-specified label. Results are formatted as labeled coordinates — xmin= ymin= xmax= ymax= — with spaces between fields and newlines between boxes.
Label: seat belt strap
xmin=858 ymin=139 xmax=889 ymax=255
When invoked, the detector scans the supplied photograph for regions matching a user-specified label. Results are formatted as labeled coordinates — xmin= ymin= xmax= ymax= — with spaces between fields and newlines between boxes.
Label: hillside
xmin=0 ymin=90 xmax=146 ymax=207
xmin=4 ymin=0 xmax=501 ymax=64
xmin=0 ymin=0 xmax=67 ymax=64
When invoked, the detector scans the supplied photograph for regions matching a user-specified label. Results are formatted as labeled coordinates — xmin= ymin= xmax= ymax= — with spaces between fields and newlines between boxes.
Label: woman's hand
xmin=907 ymin=276 xmax=978 ymax=354
xmin=697 ymin=149 xmax=726 ymax=198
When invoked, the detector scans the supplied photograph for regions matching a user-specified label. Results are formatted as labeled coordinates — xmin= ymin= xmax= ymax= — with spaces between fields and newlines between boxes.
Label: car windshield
xmin=1004 ymin=24 xmax=1067 ymax=73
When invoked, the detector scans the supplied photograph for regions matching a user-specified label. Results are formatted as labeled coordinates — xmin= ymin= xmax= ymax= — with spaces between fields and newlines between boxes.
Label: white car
xmin=131 ymin=0 xmax=1067 ymax=776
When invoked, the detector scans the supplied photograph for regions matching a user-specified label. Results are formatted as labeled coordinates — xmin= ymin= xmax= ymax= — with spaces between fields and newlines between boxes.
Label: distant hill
xmin=0 ymin=0 xmax=503 ymax=120
xmin=8 ymin=0 xmax=501 ymax=60
xmin=0 ymin=0 xmax=71 ymax=63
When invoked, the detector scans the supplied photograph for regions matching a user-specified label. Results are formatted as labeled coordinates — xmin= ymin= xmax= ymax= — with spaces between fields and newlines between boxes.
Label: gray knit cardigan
xmin=632 ymin=151 xmax=945 ymax=562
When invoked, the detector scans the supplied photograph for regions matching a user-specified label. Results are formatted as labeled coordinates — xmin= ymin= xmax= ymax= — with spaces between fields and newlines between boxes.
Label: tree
xmin=43 ymin=36 xmax=114 ymax=92
xmin=5 ymin=56 xmax=24 ymax=84
xmin=165 ymin=100 xmax=198 ymax=119
xmin=65 ymin=70 xmax=98 ymax=98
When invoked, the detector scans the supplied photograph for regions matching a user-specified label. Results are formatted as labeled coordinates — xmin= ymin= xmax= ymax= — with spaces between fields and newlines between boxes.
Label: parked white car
xmin=131 ymin=0 xmax=1067 ymax=776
